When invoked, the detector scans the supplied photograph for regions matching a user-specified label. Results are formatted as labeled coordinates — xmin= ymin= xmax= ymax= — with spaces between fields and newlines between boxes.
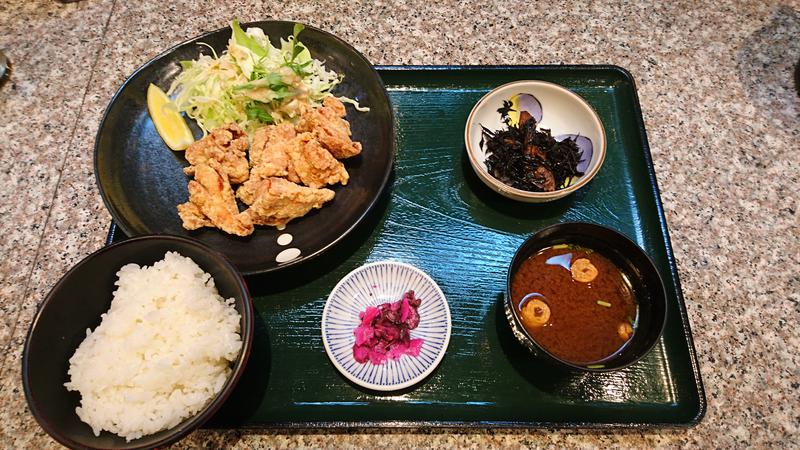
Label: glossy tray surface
xmin=108 ymin=65 xmax=705 ymax=428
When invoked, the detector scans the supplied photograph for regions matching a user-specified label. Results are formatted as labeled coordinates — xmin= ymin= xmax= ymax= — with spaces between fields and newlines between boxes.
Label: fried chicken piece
xmin=250 ymin=123 xmax=296 ymax=179
xmin=297 ymin=97 xmax=362 ymax=159
xmin=177 ymin=202 xmax=213 ymax=230
xmin=244 ymin=177 xmax=335 ymax=230
xmin=179 ymin=161 xmax=254 ymax=236
xmin=285 ymin=133 xmax=349 ymax=189
xmin=236 ymin=178 xmax=260 ymax=206
xmin=184 ymin=124 xmax=250 ymax=184
xmin=237 ymin=174 xmax=294 ymax=206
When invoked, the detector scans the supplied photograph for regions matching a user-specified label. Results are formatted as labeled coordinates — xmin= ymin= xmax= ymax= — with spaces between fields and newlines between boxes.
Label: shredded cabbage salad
xmin=168 ymin=21 xmax=365 ymax=135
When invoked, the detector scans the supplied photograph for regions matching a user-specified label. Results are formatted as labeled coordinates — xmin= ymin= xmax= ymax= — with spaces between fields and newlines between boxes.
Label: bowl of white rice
xmin=22 ymin=235 xmax=253 ymax=449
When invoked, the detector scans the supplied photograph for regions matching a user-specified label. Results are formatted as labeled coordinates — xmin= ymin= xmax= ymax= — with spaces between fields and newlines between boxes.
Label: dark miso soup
xmin=511 ymin=244 xmax=637 ymax=366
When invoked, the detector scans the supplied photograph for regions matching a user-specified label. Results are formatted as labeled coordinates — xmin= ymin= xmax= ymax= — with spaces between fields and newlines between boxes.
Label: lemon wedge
xmin=146 ymin=83 xmax=194 ymax=151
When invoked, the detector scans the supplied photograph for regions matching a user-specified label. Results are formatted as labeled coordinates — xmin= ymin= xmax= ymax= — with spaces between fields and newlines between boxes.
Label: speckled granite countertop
xmin=1 ymin=0 xmax=798 ymax=448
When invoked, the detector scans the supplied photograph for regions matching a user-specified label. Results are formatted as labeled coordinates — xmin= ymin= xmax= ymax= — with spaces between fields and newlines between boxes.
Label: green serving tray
xmin=107 ymin=65 xmax=705 ymax=428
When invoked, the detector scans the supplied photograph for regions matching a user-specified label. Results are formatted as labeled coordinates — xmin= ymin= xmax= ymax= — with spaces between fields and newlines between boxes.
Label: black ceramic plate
xmin=94 ymin=21 xmax=394 ymax=275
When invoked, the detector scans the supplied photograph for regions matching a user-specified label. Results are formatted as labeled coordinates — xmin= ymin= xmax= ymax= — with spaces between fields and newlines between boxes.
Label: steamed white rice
xmin=64 ymin=251 xmax=243 ymax=441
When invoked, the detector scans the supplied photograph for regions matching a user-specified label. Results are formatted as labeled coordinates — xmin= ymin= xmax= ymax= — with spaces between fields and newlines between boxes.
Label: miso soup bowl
xmin=505 ymin=222 xmax=667 ymax=372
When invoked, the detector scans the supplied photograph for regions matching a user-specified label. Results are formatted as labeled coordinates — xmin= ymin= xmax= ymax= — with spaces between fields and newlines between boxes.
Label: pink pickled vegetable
xmin=353 ymin=290 xmax=424 ymax=364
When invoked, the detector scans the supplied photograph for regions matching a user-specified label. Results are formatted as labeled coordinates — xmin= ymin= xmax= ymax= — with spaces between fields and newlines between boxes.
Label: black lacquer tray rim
xmin=104 ymin=64 xmax=706 ymax=430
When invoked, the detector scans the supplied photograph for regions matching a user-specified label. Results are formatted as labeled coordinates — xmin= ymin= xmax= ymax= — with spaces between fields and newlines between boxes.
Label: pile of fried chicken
xmin=177 ymin=97 xmax=362 ymax=236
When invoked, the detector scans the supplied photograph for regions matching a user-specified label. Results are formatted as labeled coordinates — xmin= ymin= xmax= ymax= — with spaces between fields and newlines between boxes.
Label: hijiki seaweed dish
xmin=480 ymin=93 xmax=594 ymax=192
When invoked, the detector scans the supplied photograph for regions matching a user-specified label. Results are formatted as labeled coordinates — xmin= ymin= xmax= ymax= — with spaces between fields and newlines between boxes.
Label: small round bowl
xmin=22 ymin=235 xmax=254 ymax=450
xmin=465 ymin=80 xmax=606 ymax=203
xmin=505 ymin=222 xmax=667 ymax=372
xmin=321 ymin=261 xmax=452 ymax=391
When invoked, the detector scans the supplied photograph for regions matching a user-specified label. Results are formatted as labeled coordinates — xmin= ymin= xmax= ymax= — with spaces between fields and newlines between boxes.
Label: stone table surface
xmin=1 ymin=0 xmax=798 ymax=448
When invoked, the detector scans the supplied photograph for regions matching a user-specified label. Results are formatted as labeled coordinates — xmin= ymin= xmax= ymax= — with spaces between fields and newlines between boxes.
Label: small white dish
xmin=321 ymin=261 xmax=451 ymax=391
xmin=464 ymin=80 xmax=606 ymax=203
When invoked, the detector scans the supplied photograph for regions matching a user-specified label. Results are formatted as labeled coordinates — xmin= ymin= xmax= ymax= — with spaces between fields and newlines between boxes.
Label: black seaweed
xmin=482 ymin=105 xmax=583 ymax=192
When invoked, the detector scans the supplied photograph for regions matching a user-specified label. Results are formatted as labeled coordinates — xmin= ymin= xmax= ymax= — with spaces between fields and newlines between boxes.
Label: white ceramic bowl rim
xmin=464 ymin=80 xmax=607 ymax=199
xmin=321 ymin=261 xmax=452 ymax=391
